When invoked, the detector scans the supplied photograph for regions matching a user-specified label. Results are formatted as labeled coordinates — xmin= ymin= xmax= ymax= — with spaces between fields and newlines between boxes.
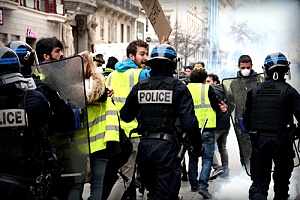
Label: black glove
xmin=192 ymin=145 xmax=205 ymax=157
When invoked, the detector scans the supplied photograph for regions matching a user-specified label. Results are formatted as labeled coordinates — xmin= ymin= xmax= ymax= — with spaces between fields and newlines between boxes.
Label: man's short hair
xmin=126 ymin=40 xmax=149 ymax=57
xmin=238 ymin=55 xmax=252 ymax=66
xmin=36 ymin=37 xmax=63 ymax=62
xmin=184 ymin=66 xmax=193 ymax=71
xmin=106 ymin=56 xmax=118 ymax=70
xmin=189 ymin=69 xmax=208 ymax=83
xmin=193 ymin=61 xmax=205 ymax=69
xmin=207 ymin=73 xmax=220 ymax=84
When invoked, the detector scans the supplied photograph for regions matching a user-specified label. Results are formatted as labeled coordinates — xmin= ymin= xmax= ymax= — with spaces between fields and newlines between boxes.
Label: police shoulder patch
xmin=138 ymin=90 xmax=173 ymax=104
xmin=0 ymin=109 xmax=27 ymax=128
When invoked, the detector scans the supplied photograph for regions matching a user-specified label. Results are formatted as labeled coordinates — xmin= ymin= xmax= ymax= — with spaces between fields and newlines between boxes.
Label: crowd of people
xmin=0 ymin=33 xmax=300 ymax=200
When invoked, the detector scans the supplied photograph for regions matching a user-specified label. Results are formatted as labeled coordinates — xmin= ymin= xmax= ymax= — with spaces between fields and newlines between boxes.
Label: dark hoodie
xmin=212 ymin=84 xmax=231 ymax=130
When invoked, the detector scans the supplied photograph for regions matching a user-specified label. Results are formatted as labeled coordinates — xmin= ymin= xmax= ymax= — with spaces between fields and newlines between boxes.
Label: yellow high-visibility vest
xmin=106 ymin=68 xmax=142 ymax=138
xmin=88 ymin=97 xmax=119 ymax=153
xmin=187 ymin=83 xmax=216 ymax=128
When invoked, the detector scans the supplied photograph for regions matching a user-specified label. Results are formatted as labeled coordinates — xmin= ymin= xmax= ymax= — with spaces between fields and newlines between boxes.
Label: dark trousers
xmin=249 ymin=135 xmax=294 ymax=200
xmin=137 ymin=139 xmax=181 ymax=200
xmin=101 ymin=163 xmax=118 ymax=200
xmin=102 ymin=161 xmax=136 ymax=200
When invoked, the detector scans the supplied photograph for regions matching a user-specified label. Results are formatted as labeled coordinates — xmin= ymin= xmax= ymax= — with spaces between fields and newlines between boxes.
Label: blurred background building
xmin=1 ymin=0 xmax=299 ymax=77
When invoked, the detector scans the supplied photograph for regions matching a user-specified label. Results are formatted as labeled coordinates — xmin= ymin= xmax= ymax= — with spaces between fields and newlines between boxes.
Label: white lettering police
xmin=0 ymin=109 xmax=27 ymax=127
xmin=138 ymin=90 xmax=173 ymax=104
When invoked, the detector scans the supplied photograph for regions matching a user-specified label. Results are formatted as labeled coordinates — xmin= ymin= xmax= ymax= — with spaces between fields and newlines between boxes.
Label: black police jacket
xmin=0 ymin=86 xmax=50 ymax=129
xmin=0 ymin=85 xmax=50 ymax=161
xmin=243 ymin=76 xmax=300 ymax=132
xmin=33 ymin=77 xmax=76 ymax=132
xmin=120 ymin=72 xmax=203 ymax=148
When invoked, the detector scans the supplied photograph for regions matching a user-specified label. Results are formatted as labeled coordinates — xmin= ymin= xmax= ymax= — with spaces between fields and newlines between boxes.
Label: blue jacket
xmin=114 ymin=57 xmax=150 ymax=80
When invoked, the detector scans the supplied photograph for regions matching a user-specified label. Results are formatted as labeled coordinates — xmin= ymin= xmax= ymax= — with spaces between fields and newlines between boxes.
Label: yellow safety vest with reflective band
xmin=88 ymin=97 xmax=119 ymax=153
xmin=187 ymin=83 xmax=216 ymax=128
xmin=106 ymin=68 xmax=142 ymax=138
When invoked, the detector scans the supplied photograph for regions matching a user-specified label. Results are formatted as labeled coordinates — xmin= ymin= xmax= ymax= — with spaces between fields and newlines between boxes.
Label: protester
xmin=103 ymin=56 xmax=118 ymax=77
xmin=226 ymin=54 xmax=263 ymax=172
xmin=105 ymin=39 xmax=150 ymax=200
xmin=206 ymin=73 xmax=231 ymax=180
xmin=187 ymin=69 xmax=227 ymax=199
xmin=184 ymin=65 xmax=193 ymax=77
xmin=193 ymin=61 xmax=205 ymax=70
xmin=36 ymin=37 xmax=64 ymax=62
xmin=68 ymin=51 xmax=120 ymax=200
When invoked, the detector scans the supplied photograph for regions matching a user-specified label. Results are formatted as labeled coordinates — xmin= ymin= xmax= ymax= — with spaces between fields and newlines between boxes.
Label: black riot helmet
xmin=146 ymin=44 xmax=177 ymax=72
xmin=0 ymin=46 xmax=21 ymax=75
xmin=6 ymin=41 xmax=37 ymax=76
xmin=263 ymin=52 xmax=290 ymax=76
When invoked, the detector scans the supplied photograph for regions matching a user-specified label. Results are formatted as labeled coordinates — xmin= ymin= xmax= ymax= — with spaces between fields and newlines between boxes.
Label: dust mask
xmin=241 ymin=69 xmax=251 ymax=76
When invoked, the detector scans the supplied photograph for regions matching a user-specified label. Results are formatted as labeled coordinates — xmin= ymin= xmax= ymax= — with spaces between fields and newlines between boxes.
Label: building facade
xmin=0 ymin=0 xmax=146 ymax=58
xmin=0 ymin=0 xmax=65 ymax=47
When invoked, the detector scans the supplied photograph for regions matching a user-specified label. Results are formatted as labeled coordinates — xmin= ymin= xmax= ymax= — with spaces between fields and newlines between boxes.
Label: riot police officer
xmin=0 ymin=46 xmax=51 ymax=199
xmin=243 ymin=52 xmax=300 ymax=200
xmin=119 ymin=44 xmax=204 ymax=200
xmin=6 ymin=40 xmax=78 ymax=132
xmin=6 ymin=41 xmax=84 ymax=200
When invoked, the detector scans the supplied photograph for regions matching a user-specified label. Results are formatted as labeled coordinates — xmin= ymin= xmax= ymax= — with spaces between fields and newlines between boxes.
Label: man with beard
xmin=105 ymin=39 xmax=150 ymax=200
xmin=206 ymin=73 xmax=231 ymax=180
xmin=36 ymin=37 xmax=64 ymax=62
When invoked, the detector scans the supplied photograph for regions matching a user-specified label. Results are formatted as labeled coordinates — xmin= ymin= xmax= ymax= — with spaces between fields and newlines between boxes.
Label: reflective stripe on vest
xmin=187 ymin=83 xmax=216 ymax=128
xmin=106 ymin=68 xmax=142 ymax=137
xmin=88 ymin=97 xmax=119 ymax=153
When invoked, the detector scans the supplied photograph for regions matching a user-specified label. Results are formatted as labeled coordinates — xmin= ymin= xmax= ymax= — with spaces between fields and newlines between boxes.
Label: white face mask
xmin=241 ymin=68 xmax=251 ymax=76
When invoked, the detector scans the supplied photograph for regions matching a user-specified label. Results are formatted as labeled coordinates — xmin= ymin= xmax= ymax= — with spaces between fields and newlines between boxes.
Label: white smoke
xmin=206 ymin=126 xmax=300 ymax=200
xmin=218 ymin=4 xmax=300 ymax=200
xmin=218 ymin=0 xmax=300 ymax=75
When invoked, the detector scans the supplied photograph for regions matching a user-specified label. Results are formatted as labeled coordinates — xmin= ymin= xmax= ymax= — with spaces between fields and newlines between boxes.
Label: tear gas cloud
xmin=218 ymin=0 xmax=300 ymax=88
xmin=203 ymin=0 xmax=300 ymax=199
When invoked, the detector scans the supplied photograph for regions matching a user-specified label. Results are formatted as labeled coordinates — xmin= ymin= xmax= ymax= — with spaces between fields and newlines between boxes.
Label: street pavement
xmin=82 ymin=127 xmax=300 ymax=199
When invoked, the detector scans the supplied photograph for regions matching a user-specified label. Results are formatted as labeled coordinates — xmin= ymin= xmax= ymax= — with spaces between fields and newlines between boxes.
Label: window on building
xmin=127 ymin=25 xmax=130 ymax=42
xmin=146 ymin=17 xmax=149 ymax=32
xmin=26 ymin=0 xmax=35 ymax=9
xmin=20 ymin=0 xmax=61 ymax=14
xmin=0 ymin=33 xmax=7 ymax=46
xmin=136 ymin=21 xmax=144 ymax=40
xmin=56 ymin=0 xmax=64 ymax=14
xmin=100 ymin=16 xmax=104 ymax=40
xmin=39 ymin=0 xmax=46 ymax=12
xmin=114 ymin=21 xmax=117 ymax=43
xmin=108 ymin=19 xmax=111 ymax=43
xmin=46 ymin=0 xmax=56 ymax=13
xmin=121 ymin=23 xmax=124 ymax=43
xmin=166 ymin=15 xmax=171 ymax=24
xmin=11 ymin=35 xmax=20 ymax=41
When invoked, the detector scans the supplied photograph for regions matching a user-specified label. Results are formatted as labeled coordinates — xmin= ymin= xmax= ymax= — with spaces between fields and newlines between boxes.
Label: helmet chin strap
xmin=32 ymin=50 xmax=41 ymax=73
xmin=273 ymin=72 xmax=278 ymax=80
xmin=287 ymin=69 xmax=291 ymax=80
